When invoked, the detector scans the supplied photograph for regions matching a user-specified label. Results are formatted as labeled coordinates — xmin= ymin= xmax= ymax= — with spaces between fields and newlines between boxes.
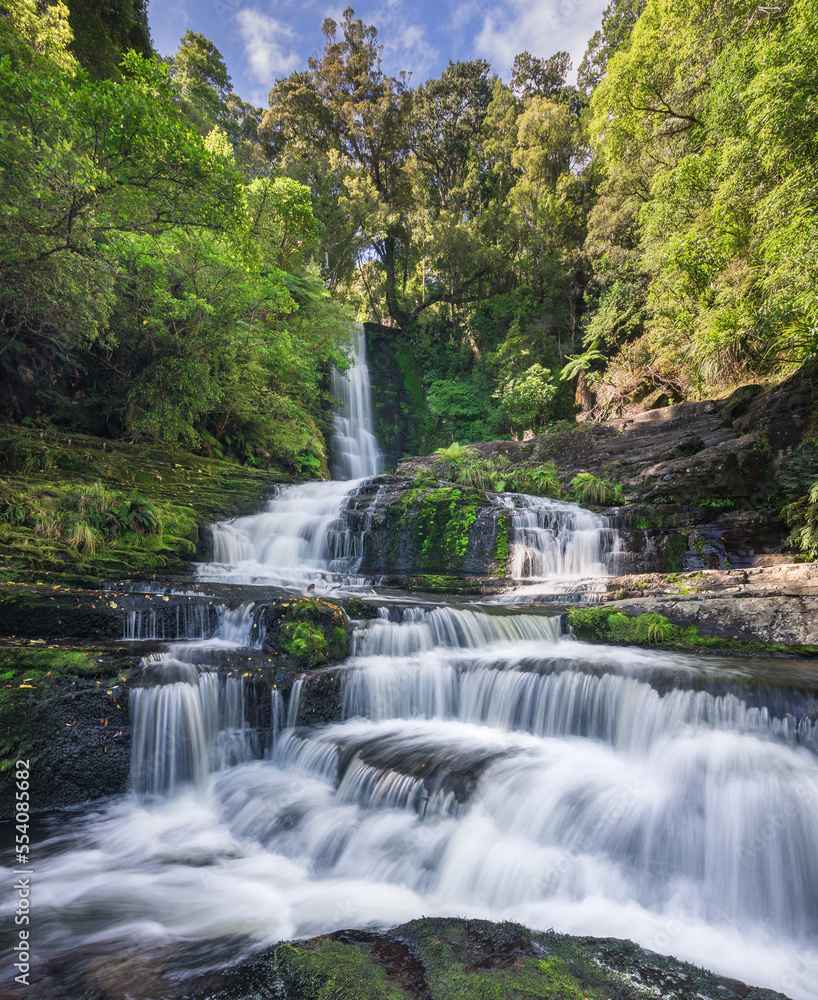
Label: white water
xmin=495 ymin=493 xmax=621 ymax=601
xmin=331 ymin=322 xmax=381 ymax=480
xmin=198 ymin=325 xmax=382 ymax=591
xmin=4 ymin=342 xmax=818 ymax=999
xmin=9 ymin=620 xmax=818 ymax=997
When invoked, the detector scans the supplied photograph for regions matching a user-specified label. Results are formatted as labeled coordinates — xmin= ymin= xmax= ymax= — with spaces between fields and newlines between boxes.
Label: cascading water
xmin=5 ymin=331 xmax=818 ymax=1000
xmin=330 ymin=322 xmax=381 ymax=480
xmin=494 ymin=493 xmax=622 ymax=600
xmin=197 ymin=323 xmax=381 ymax=590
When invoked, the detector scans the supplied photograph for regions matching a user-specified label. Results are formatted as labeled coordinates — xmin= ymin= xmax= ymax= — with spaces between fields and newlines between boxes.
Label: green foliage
xmin=783 ymin=481 xmax=818 ymax=561
xmin=277 ymin=598 xmax=349 ymax=669
xmin=430 ymin=445 xmax=564 ymax=498
xmin=0 ymin=4 xmax=349 ymax=473
xmin=567 ymin=605 xmax=818 ymax=656
xmin=584 ymin=0 xmax=818 ymax=408
xmin=495 ymin=363 xmax=559 ymax=434
xmin=569 ymin=472 xmax=625 ymax=505
xmin=560 ymin=343 xmax=606 ymax=381
xmin=65 ymin=0 xmax=151 ymax=79
xmin=0 ymin=425 xmax=276 ymax=584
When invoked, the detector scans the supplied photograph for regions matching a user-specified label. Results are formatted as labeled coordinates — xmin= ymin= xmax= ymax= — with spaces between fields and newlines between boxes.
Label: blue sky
xmin=149 ymin=0 xmax=610 ymax=108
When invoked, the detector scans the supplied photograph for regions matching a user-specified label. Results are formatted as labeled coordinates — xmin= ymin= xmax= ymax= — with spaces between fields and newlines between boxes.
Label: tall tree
xmin=577 ymin=0 xmax=645 ymax=96
xmin=412 ymin=59 xmax=492 ymax=213
xmin=64 ymin=0 xmax=152 ymax=79
xmin=263 ymin=8 xmax=413 ymax=321
xmin=511 ymin=50 xmax=572 ymax=101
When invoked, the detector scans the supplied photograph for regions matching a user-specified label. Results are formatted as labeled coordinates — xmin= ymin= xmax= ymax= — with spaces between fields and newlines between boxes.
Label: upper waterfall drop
xmin=330 ymin=323 xmax=381 ymax=481
xmin=198 ymin=323 xmax=382 ymax=589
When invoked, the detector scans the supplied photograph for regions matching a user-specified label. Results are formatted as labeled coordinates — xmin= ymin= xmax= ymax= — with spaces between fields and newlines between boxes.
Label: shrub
xmin=569 ymin=472 xmax=625 ymax=506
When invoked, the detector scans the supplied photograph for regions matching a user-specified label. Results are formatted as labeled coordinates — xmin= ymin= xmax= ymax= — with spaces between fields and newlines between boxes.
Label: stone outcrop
xmin=398 ymin=370 xmax=817 ymax=507
xmin=175 ymin=917 xmax=791 ymax=1000
xmin=344 ymin=476 xmax=508 ymax=579
xmin=595 ymin=564 xmax=818 ymax=648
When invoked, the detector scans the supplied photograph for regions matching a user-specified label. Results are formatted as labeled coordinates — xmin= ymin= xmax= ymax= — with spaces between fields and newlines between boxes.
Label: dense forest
xmin=1 ymin=0 xmax=816 ymax=467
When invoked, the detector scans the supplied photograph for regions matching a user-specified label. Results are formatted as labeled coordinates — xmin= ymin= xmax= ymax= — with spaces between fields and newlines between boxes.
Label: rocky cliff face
xmin=398 ymin=370 xmax=816 ymax=507
xmin=343 ymin=476 xmax=508 ymax=581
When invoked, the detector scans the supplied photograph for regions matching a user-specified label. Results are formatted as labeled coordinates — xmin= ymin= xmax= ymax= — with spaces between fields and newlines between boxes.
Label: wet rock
xmin=261 ymin=597 xmax=349 ymax=669
xmin=568 ymin=564 xmax=818 ymax=651
xmin=0 ymin=648 xmax=137 ymax=817
xmin=179 ymin=917 xmax=791 ymax=1000
xmin=397 ymin=370 xmax=817 ymax=509
xmin=352 ymin=476 xmax=508 ymax=578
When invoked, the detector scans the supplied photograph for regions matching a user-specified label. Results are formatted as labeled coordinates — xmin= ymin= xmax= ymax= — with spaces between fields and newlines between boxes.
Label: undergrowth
xmin=567 ymin=606 xmax=818 ymax=656
xmin=433 ymin=443 xmax=563 ymax=497
xmin=0 ymin=425 xmax=279 ymax=583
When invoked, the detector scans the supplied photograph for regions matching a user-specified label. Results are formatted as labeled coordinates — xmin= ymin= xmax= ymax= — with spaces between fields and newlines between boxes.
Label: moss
xmin=567 ymin=605 xmax=818 ymax=656
xmin=268 ymin=917 xmax=787 ymax=1000
xmin=269 ymin=597 xmax=350 ymax=669
xmin=664 ymin=532 xmax=687 ymax=572
xmin=493 ymin=513 xmax=510 ymax=577
xmin=384 ymin=575 xmax=487 ymax=595
xmin=0 ymin=424 xmax=285 ymax=585
xmin=0 ymin=645 xmax=134 ymax=807
xmin=388 ymin=485 xmax=483 ymax=573
xmin=275 ymin=941 xmax=412 ymax=1000
xmin=410 ymin=920 xmax=596 ymax=1000
xmin=343 ymin=598 xmax=380 ymax=620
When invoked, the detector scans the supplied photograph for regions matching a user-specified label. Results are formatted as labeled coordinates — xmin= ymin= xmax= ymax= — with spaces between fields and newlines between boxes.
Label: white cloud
xmin=236 ymin=7 xmax=302 ymax=88
xmin=474 ymin=0 xmax=608 ymax=80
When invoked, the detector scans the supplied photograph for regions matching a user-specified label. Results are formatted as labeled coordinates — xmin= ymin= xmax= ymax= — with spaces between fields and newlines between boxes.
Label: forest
xmin=0 ymin=0 xmax=816 ymax=465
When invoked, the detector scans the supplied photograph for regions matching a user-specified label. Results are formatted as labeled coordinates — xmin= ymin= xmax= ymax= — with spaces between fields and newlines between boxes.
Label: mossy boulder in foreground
xmin=187 ymin=917 xmax=790 ymax=1000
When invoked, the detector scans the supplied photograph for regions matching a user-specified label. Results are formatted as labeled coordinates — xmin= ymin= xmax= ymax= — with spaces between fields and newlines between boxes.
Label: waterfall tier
xmin=330 ymin=322 xmax=381 ymax=480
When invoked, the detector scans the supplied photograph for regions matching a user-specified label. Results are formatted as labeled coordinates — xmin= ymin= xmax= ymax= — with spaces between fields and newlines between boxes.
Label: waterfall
xmin=123 ymin=602 xmax=222 ymax=640
xmin=351 ymin=605 xmax=561 ymax=657
xmin=198 ymin=325 xmax=383 ymax=590
xmin=492 ymin=493 xmax=621 ymax=599
xmin=330 ymin=322 xmax=381 ymax=480
xmin=10 ymin=323 xmax=818 ymax=1000
xmin=130 ymin=669 xmax=252 ymax=795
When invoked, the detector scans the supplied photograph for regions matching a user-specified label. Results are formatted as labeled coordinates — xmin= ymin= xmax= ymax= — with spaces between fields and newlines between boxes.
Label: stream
xmin=3 ymin=324 xmax=818 ymax=999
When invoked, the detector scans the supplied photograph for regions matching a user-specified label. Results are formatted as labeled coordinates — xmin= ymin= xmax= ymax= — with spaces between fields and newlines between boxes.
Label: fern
xmin=569 ymin=472 xmax=625 ymax=506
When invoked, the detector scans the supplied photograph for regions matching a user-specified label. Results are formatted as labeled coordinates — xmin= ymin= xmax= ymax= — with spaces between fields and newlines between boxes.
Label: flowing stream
xmin=3 ymin=328 xmax=818 ymax=999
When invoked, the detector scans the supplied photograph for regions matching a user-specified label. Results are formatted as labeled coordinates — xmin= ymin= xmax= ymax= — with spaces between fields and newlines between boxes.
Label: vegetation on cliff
xmin=0 ymin=0 xmax=351 ymax=474
xmin=0 ymin=425 xmax=276 ymax=583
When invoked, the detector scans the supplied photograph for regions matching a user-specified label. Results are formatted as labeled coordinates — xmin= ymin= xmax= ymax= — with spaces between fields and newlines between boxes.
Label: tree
xmin=64 ymin=0 xmax=152 ymax=79
xmin=511 ymin=50 xmax=572 ymax=102
xmin=166 ymin=31 xmax=270 ymax=175
xmin=264 ymin=8 xmax=413 ymax=321
xmin=412 ymin=59 xmax=492 ymax=213
xmin=577 ymin=0 xmax=645 ymax=96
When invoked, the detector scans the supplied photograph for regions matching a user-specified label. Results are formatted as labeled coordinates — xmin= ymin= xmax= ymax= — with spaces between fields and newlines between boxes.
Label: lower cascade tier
xmin=4 ymin=600 xmax=818 ymax=1000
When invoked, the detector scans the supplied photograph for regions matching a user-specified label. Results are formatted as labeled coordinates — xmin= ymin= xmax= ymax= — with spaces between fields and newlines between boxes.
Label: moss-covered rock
xmin=0 ymin=645 xmax=137 ymax=815
xmin=567 ymin=604 xmax=818 ymax=657
xmin=262 ymin=597 xmax=350 ymax=669
xmin=365 ymin=323 xmax=434 ymax=468
xmin=263 ymin=917 xmax=789 ymax=1000
xmin=0 ymin=424 xmax=289 ymax=586
xmin=351 ymin=477 xmax=508 ymax=579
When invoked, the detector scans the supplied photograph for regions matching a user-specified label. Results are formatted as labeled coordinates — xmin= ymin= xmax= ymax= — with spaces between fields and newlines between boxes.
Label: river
xmin=2 ymin=323 xmax=817 ymax=999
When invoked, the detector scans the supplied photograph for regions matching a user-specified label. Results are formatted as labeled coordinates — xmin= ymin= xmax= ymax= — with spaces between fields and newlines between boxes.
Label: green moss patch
xmin=567 ymin=605 xmax=818 ymax=657
xmin=275 ymin=940 xmax=412 ymax=1000
xmin=386 ymin=485 xmax=483 ymax=573
xmin=0 ymin=424 xmax=284 ymax=585
xmin=267 ymin=917 xmax=788 ymax=1000
xmin=266 ymin=598 xmax=349 ymax=669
